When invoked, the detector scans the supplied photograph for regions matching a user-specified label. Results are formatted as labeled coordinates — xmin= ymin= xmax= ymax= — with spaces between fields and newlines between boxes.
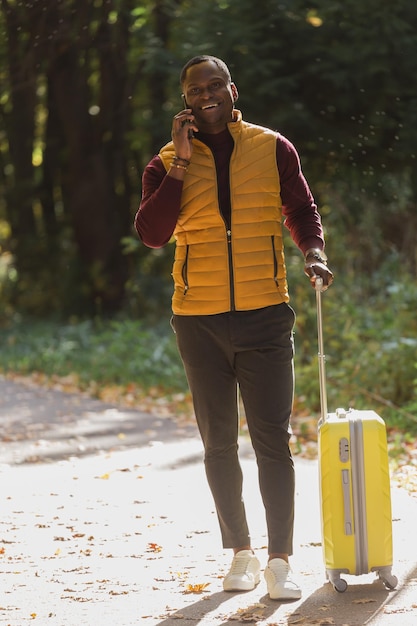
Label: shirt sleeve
xmin=276 ymin=134 xmax=325 ymax=254
xmin=134 ymin=156 xmax=183 ymax=248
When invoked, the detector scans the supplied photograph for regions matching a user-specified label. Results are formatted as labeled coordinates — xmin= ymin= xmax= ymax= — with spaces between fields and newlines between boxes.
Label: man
xmin=135 ymin=55 xmax=333 ymax=600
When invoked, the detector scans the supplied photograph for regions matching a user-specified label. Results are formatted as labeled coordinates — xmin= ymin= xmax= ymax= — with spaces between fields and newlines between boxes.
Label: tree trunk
xmin=44 ymin=2 xmax=131 ymax=313
xmin=1 ymin=0 xmax=37 ymax=270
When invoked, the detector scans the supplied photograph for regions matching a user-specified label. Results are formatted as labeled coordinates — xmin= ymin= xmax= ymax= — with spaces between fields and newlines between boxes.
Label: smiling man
xmin=135 ymin=55 xmax=333 ymax=601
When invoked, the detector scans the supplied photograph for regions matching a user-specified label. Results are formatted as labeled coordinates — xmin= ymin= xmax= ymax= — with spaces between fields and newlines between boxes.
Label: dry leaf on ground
xmin=146 ymin=542 xmax=162 ymax=553
xmin=229 ymin=603 xmax=267 ymax=622
xmin=352 ymin=597 xmax=377 ymax=604
xmin=183 ymin=582 xmax=210 ymax=594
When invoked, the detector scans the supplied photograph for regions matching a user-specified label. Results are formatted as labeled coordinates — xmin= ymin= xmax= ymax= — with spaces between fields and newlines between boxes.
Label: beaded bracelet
xmin=170 ymin=162 xmax=188 ymax=171
xmin=173 ymin=155 xmax=190 ymax=166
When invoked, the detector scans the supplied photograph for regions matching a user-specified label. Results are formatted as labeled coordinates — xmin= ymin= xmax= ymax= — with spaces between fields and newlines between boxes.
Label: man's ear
xmin=231 ymin=82 xmax=239 ymax=103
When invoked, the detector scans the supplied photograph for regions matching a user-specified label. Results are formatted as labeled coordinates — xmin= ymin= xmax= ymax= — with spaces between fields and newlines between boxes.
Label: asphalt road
xmin=0 ymin=375 xmax=416 ymax=625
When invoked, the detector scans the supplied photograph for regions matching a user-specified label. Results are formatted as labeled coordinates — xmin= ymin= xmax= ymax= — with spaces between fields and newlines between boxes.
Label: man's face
xmin=182 ymin=60 xmax=238 ymax=134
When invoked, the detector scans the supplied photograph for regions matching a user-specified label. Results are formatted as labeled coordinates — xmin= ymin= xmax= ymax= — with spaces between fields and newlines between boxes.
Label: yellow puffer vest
xmin=159 ymin=110 xmax=288 ymax=315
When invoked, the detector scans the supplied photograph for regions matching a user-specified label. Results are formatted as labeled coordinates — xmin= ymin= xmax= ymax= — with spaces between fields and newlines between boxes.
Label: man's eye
xmin=190 ymin=88 xmax=200 ymax=95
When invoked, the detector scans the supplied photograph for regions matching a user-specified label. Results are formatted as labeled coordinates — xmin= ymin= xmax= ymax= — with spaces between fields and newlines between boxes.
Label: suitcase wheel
xmin=333 ymin=578 xmax=348 ymax=593
xmin=379 ymin=572 xmax=398 ymax=590
xmin=326 ymin=570 xmax=348 ymax=592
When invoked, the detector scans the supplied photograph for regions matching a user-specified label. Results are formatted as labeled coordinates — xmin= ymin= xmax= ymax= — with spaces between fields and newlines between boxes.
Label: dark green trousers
xmin=172 ymin=302 xmax=296 ymax=555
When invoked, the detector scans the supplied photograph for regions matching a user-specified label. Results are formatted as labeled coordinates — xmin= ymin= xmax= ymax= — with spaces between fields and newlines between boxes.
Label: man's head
xmin=180 ymin=55 xmax=232 ymax=86
xmin=180 ymin=55 xmax=238 ymax=134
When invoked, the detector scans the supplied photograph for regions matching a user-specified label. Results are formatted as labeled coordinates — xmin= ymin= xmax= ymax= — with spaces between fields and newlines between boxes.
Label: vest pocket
xmin=181 ymin=245 xmax=189 ymax=295
xmin=271 ymin=235 xmax=279 ymax=286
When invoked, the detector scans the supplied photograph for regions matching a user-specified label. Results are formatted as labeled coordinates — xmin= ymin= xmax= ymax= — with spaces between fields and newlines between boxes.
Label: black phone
xmin=181 ymin=94 xmax=194 ymax=139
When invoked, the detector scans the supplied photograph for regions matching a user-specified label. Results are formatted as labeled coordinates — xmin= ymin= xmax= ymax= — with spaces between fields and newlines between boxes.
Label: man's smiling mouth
xmin=201 ymin=103 xmax=220 ymax=110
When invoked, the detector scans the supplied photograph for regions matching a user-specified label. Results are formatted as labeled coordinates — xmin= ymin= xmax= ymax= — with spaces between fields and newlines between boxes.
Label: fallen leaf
xmin=352 ymin=598 xmax=377 ymax=604
xmin=183 ymin=582 xmax=210 ymax=594
xmin=229 ymin=603 xmax=267 ymax=622
xmin=109 ymin=590 xmax=128 ymax=596
xmin=147 ymin=542 xmax=162 ymax=553
xmin=384 ymin=606 xmax=414 ymax=614
xmin=80 ymin=549 xmax=92 ymax=556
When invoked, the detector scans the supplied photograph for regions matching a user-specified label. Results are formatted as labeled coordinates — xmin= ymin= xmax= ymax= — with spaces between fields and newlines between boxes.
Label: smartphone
xmin=181 ymin=94 xmax=194 ymax=139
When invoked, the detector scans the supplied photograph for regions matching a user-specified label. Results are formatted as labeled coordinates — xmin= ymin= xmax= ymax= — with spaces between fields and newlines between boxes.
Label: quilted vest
xmin=159 ymin=111 xmax=289 ymax=315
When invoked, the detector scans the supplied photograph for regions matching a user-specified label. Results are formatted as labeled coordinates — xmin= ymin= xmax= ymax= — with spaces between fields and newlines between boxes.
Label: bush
xmin=0 ymin=317 xmax=187 ymax=393
xmin=286 ymin=250 xmax=417 ymax=433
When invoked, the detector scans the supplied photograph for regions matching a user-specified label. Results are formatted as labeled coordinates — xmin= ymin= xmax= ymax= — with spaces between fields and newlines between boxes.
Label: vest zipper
xmin=227 ymin=229 xmax=235 ymax=310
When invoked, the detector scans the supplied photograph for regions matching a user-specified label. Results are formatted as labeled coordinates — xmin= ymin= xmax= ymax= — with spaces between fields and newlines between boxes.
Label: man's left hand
xmin=303 ymin=248 xmax=334 ymax=291
xmin=304 ymin=261 xmax=334 ymax=290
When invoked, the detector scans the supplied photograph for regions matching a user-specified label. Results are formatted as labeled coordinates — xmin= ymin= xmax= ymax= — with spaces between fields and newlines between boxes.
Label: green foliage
xmin=122 ymin=236 xmax=175 ymax=320
xmin=0 ymin=0 xmax=416 ymax=316
xmin=0 ymin=317 xmax=186 ymax=392
xmin=285 ymin=248 xmax=417 ymax=433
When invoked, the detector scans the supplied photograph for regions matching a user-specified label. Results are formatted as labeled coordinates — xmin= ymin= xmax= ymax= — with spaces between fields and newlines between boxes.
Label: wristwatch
xmin=304 ymin=248 xmax=328 ymax=264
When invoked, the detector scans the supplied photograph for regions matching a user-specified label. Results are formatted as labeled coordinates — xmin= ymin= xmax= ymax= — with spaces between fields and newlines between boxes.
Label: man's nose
xmin=200 ymin=86 xmax=213 ymax=98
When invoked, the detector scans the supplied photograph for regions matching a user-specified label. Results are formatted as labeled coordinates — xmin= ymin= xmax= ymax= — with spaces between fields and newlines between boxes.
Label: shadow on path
xmin=153 ymin=590 xmax=288 ymax=626
xmin=286 ymin=578 xmax=393 ymax=626
xmin=150 ymin=580 xmax=394 ymax=626
xmin=0 ymin=375 xmax=198 ymax=465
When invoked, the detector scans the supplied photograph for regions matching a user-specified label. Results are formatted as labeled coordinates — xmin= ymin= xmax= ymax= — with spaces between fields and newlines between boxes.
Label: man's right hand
xmin=171 ymin=108 xmax=198 ymax=162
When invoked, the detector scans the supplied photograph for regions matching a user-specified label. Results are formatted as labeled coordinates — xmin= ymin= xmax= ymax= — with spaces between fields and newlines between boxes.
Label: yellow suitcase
xmin=315 ymin=280 xmax=397 ymax=592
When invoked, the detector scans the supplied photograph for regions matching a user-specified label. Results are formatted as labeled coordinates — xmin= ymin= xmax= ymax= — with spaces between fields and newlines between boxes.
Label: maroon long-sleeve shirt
xmin=136 ymin=127 xmax=324 ymax=255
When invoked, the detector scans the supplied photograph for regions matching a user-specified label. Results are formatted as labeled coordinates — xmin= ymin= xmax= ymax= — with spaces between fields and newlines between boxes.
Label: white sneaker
xmin=223 ymin=550 xmax=261 ymax=591
xmin=264 ymin=558 xmax=301 ymax=600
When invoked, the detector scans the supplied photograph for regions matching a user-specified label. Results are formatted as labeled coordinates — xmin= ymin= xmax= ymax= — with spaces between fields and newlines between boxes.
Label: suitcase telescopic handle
xmin=315 ymin=277 xmax=328 ymax=421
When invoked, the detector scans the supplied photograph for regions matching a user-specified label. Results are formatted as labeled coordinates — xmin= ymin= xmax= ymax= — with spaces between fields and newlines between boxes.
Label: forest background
xmin=0 ymin=0 xmax=416 ymax=440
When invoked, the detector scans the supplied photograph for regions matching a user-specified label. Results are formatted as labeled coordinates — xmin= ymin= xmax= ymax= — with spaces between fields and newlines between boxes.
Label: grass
xmin=0 ymin=317 xmax=188 ymax=395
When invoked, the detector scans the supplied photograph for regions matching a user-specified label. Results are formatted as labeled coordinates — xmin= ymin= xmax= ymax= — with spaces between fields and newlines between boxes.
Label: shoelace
xmin=268 ymin=561 xmax=289 ymax=583
xmin=229 ymin=555 xmax=252 ymax=575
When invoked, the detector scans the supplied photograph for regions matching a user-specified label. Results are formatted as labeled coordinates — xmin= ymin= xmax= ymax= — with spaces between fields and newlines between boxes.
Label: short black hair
xmin=180 ymin=55 xmax=232 ymax=86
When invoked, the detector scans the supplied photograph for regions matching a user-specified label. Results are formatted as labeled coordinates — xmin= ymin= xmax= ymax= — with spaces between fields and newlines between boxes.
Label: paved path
xmin=0 ymin=376 xmax=416 ymax=625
